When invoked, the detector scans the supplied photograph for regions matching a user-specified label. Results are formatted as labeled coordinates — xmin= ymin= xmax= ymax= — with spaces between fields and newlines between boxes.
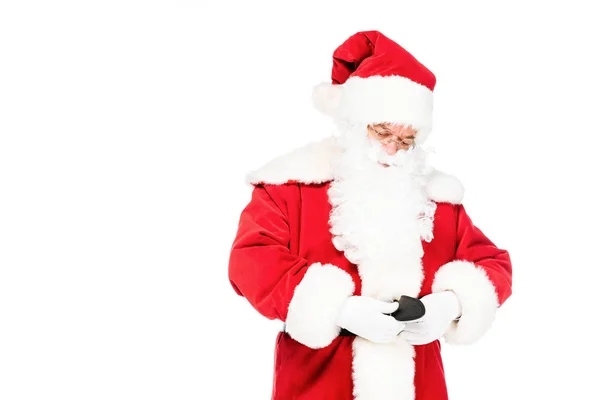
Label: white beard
xmin=327 ymin=121 xmax=436 ymax=300
xmin=326 ymin=122 xmax=439 ymax=400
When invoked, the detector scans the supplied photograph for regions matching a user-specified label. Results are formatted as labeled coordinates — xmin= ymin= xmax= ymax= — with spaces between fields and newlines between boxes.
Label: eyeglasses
xmin=370 ymin=125 xmax=416 ymax=149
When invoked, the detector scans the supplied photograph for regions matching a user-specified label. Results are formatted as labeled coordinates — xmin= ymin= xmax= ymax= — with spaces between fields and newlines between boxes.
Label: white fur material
xmin=284 ymin=262 xmax=355 ymax=349
xmin=426 ymin=170 xmax=465 ymax=204
xmin=246 ymin=137 xmax=339 ymax=185
xmin=312 ymin=81 xmax=344 ymax=116
xmin=432 ymin=260 xmax=499 ymax=345
xmin=314 ymin=76 xmax=434 ymax=144
xmin=247 ymin=136 xmax=463 ymax=205
xmin=328 ymin=123 xmax=433 ymax=400
xmin=352 ymin=338 xmax=416 ymax=400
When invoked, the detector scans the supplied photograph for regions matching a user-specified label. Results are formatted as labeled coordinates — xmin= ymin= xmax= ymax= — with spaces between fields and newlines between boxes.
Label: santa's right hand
xmin=335 ymin=296 xmax=406 ymax=343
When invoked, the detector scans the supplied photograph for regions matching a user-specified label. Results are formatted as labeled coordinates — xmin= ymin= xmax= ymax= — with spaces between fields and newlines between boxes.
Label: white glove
xmin=400 ymin=291 xmax=462 ymax=346
xmin=336 ymin=296 xmax=405 ymax=344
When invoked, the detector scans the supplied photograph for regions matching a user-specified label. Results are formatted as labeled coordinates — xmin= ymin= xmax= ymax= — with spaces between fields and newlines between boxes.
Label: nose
xmin=384 ymin=142 xmax=398 ymax=155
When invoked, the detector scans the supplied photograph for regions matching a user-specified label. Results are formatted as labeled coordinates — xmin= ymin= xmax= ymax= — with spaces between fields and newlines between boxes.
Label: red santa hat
xmin=313 ymin=30 xmax=436 ymax=142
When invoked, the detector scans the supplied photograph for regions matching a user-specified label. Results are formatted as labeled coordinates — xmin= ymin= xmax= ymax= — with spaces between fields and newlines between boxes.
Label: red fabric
xmin=330 ymin=30 xmax=436 ymax=91
xmin=455 ymin=205 xmax=513 ymax=303
xmin=228 ymin=182 xmax=512 ymax=400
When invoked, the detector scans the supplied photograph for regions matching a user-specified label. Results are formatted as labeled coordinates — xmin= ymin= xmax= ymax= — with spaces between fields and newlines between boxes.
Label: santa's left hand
xmin=400 ymin=291 xmax=462 ymax=345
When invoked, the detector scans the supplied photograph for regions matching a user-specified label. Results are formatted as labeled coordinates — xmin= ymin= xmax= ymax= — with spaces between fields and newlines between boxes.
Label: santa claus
xmin=228 ymin=30 xmax=512 ymax=400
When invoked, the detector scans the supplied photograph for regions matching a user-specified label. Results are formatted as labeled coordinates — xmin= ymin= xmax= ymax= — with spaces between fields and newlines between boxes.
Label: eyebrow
xmin=374 ymin=126 xmax=415 ymax=140
xmin=376 ymin=127 xmax=415 ymax=135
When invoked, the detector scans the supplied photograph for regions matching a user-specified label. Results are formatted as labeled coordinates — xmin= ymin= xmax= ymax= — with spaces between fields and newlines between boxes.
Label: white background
xmin=1 ymin=1 xmax=599 ymax=399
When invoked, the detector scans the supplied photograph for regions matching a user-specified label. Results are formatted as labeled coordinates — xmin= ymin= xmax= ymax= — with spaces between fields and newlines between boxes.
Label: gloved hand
xmin=400 ymin=291 xmax=462 ymax=346
xmin=336 ymin=296 xmax=405 ymax=344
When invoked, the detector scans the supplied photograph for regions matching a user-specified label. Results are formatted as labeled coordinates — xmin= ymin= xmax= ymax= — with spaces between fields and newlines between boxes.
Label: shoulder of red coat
xmin=425 ymin=170 xmax=465 ymax=205
xmin=245 ymin=136 xmax=339 ymax=186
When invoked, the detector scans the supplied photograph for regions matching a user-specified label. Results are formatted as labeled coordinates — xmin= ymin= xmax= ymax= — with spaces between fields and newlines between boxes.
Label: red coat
xmin=228 ymin=137 xmax=512 ymax=400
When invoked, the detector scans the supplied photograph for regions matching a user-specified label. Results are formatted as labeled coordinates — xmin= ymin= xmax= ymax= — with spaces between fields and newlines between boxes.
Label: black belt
xmin=283 ymin=295 xmax=425 ymax=338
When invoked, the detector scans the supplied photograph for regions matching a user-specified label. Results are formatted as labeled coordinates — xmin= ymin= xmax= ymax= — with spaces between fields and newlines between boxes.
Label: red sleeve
xmin=431 ymin=204 xmax=513 ymax=345
xmin=228 ymin=184 xmax=354 ymax=349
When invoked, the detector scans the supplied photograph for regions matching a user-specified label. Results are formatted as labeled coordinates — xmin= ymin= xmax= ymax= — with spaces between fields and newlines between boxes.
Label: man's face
xmin=367 ymin=123 xmax=417 ymax=155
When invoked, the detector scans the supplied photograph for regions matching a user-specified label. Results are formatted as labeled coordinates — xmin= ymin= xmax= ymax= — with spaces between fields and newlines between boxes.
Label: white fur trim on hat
xmin=313 ymin=75 xmax=434 ymax=143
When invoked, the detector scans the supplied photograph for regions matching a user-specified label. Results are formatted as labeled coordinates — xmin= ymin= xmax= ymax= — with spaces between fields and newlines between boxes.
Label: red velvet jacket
xmin=228 ymin=137 xmax=512 ymax=400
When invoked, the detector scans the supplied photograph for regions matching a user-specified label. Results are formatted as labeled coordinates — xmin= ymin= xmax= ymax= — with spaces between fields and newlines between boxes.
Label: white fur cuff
xmin=432 ymin=260 xmax=499 ymax=345
xmin=285 ymin=263 xmax=355 ymax=349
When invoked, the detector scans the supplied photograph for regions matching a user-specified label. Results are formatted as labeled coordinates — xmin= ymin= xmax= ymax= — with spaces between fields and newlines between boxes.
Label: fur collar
xmin=246 ymin=136 xmax=464 ymax=204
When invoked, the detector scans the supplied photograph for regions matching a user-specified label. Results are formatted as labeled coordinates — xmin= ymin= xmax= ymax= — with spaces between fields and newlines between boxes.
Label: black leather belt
xmin=282 ymin=295 xmax=425 ymax=338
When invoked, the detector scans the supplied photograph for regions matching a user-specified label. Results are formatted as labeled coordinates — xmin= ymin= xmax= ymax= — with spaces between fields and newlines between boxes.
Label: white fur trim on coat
xmin=352 ymin=338 xmax=416 ymax=400
xmin=247 ymin=137 xmax=463 ymax=204
xmin=432 ymin=260 xmax=499 ymax=345
xmin=284 ymin=263 xmax=354 ymax=349
xmin=425 ymin=170 xmax=465 ymax=204
xmin=246 ymin=137 xmax=339 ymax=185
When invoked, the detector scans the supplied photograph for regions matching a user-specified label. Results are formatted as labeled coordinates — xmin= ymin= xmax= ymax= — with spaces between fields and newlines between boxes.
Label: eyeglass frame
xmin=368 ymin=125 xmax=417 ymax=149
